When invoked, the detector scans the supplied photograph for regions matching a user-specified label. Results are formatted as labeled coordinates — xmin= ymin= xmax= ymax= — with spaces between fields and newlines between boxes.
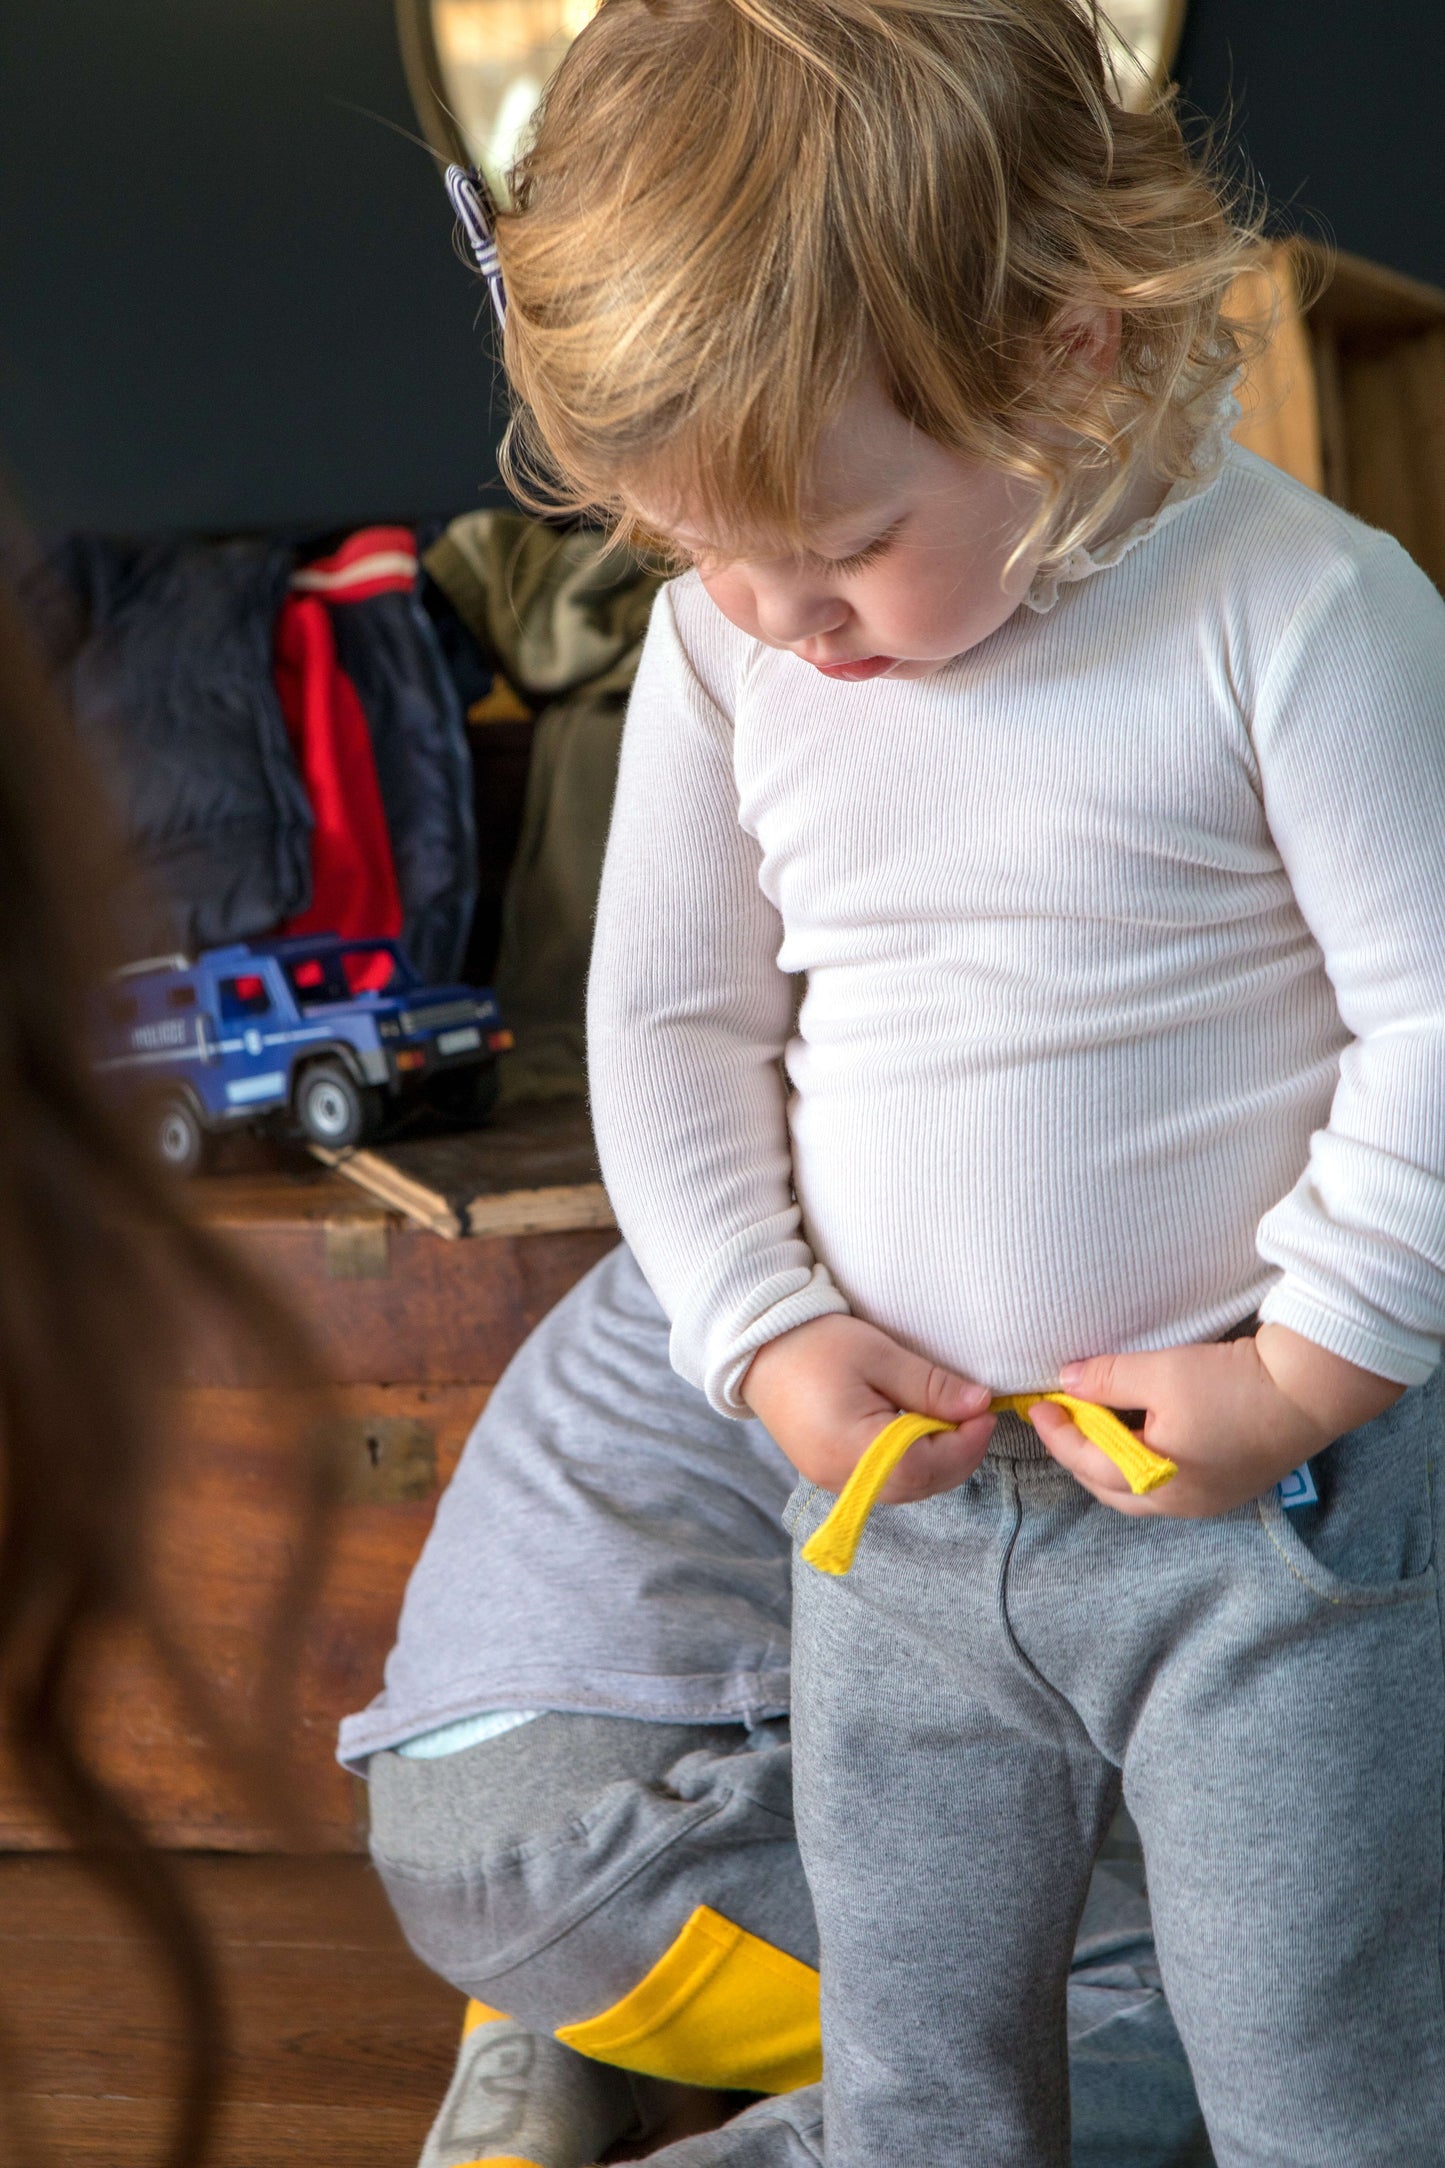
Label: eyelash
xmin=683 ymin=523 xmax=901 ymax=576
xmin=826 ymin=527 xmax=900 ymax=575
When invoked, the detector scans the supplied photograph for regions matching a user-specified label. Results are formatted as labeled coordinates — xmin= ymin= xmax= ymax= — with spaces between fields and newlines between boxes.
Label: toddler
xmin=489 ymin=1 xmax=1445 ymax=2160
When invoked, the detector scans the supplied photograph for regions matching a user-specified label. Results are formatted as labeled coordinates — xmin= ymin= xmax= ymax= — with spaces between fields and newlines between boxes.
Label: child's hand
xmin=1029 ymin=1323 xmax=1405 ymax=1517
xmin=741 ymin=1315 xmax=996 ymax=1501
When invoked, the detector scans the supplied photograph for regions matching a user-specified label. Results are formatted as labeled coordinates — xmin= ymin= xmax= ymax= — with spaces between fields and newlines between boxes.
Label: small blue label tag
xmin=1276 ymin=1463 xmax=1318 ymax=1510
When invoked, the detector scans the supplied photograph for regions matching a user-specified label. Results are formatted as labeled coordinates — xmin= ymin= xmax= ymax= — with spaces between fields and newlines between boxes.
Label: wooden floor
xmin=0 ymin=1852 xmax=471 ymax=2165
xmin=0 ymin=1853 xmax=736 ymax=2166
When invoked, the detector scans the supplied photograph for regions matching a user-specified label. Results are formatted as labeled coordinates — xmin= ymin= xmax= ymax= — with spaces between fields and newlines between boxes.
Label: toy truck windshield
xmin=284 ymin=942 xmax=417 ymax=1007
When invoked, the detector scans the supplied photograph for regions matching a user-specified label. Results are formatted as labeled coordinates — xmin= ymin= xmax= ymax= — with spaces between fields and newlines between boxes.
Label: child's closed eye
xmin=820 ymin=519 xmax=904 ymax=576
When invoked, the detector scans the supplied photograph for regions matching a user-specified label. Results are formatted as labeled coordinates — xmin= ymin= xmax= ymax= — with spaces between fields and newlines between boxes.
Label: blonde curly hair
xmin=495 ymin=0 xmax=1264 ymax=574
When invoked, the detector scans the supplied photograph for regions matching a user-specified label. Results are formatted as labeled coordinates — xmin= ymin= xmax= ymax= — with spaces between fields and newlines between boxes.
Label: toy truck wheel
xmin=296 ymin=1061 xmax=377 ymax=1149
xmin=152 ymin=1094 xmax=211 ymax=1178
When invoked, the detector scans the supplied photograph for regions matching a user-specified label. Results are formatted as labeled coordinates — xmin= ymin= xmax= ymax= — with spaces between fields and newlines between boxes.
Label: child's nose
xmin=753 ymin=580 xmax=848 ymax=648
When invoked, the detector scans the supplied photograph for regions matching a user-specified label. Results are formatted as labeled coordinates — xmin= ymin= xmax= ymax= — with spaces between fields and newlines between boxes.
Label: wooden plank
xmin=312 ymin=1141 xmax=466 ymax=1237
xmin=465 ymin=1180 xmax=615 ymax=1238
xmin=365 ymin=1097 xmax=603 ymax=1198
xmin=21 ymin=2101 xmax=438 ymax=2168
xmin=0 ymin=1855 xmax=736 ymax=2166
xmin=0 ymin=1856 xmax=456 ymax=2167
xmin=31 ymin=1111 xmax=618 ymax=1846
xmin=7 ymin=1935 xmax=460 ymax=2103
xmin=186 ymin=1130 xmax=389 ymax=1226
xmin=1305 ymin=241 xmax=1445 ymax=345
xmin=0 ymin=1851 xmax=425 ymax=1949
xmin=1227 ymin=241 xmax=1445 ymax=594
xmin=184 ymin=1216 xmax=617 ymax=1386
xmin=180 ymin=1106 xmax=617 ymax=1384
xmin=317 ymin=1142 xmax=615 ymax=1243
xmin=1340 ymin=324 xmax=1445 ymax=592
xmin=24 ymin=2088 xmax=727 ymax=2168
xmin=0 ymin=1386 xmax=489 ymax=1850
xmin=188 ymin=1167 xmax=391 ymax=1228
xmin=1230 ymin=246 xmax=1324 ymax=493
xmin=314 ymin=1097 xmax=614 ymax=1241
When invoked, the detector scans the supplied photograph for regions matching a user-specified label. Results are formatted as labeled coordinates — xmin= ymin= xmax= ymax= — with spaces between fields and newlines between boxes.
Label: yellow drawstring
xmin=799 ymin=1397 xmax=1176 ymax=1577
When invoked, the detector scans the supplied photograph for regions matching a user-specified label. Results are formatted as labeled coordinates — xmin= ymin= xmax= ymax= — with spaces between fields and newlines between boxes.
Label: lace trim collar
xmin=1022 ymin=392 xmax=1240 ymax=616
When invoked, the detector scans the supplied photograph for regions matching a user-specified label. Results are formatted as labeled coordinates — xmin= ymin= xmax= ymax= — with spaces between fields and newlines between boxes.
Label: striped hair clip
xmin=445 ymin=163 xmax=507 ymax=330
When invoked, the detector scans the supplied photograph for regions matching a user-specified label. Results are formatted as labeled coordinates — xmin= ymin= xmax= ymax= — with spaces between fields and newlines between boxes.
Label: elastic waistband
xmin=985 ymin=1312 xmax=1260 ymax=1466
xmin=985 ymin=1409 xmax=1053 ymax=1464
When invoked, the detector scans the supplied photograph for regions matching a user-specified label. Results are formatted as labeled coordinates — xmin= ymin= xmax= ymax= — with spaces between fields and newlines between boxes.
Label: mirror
xmin=399 ymin=0 xmax=1189 ymax=200
xmin=1102 ymin=0 xmax=1189 ymax=108
xmin=399 ymin=0 xmax=602 ymax=200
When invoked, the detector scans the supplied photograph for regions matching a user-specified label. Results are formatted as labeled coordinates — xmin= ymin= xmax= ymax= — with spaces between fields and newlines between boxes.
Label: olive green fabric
xmin=424 ymin=514 xmax=664 ymax=1103
xmin=492 ymin=694 xmax=627 ymax=1103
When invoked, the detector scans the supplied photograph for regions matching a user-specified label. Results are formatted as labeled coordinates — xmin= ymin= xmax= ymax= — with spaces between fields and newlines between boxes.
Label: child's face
xmin=653 ymin=378 xmax=1047 ymax=682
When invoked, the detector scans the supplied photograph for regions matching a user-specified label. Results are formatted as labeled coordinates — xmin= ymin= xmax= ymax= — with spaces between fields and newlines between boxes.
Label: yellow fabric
xmin=554 ymin=1903 xmax=821 ymax=2093
xmin=990 ymin=1393 xmax=1177 ymax=1494
xmin=462 ymin=1997 xmax=514 ymax=2036
xmin=451 ymin=2159 xmax=546 ymax=2167
xmin=798 ymin=1412 xmax=952 ymax=1575
xmin=801 ymin=1398 xmax=1176 ymax=1578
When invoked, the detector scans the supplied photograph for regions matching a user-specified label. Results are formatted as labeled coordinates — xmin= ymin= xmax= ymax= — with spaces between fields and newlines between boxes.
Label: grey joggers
xmin=359 ymin=1244 xmax=1211 ymax=2165
xmin=788 ymin=1383 xmax=1445 ymax=2168
xmin=370 ymin=1715 xmax=816 ymax=2029
xmin=372 ymin=1710 xmax=1212 ymax=2165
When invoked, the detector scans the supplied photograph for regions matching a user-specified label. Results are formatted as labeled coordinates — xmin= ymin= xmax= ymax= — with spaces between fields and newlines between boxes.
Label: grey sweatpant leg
xmin=788 ymin=1386 xmax=1445 ymax=2168
xmin=361 ymin=1244 xmax=1206 ymax=2163
xmin=372 ymin=1710 xmax=1210 ymax=2166
xmin=370 ymin=1714 xmax=814 ymax=2025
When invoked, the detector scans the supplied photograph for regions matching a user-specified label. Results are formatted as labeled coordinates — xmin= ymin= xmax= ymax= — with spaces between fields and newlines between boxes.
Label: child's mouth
xmin=810 ymin=655 xmax=897 ymax=681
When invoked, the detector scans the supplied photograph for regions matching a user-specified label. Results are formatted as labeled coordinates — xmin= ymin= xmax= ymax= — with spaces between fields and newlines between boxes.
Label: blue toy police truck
xmin=93 ymin=935 xmax=511 ymax=1175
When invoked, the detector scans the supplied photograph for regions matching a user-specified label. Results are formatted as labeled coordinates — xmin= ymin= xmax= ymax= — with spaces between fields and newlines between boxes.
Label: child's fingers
xmin=867 ymin=1337 xmax=993 ymax=1427
xmin=1057 ymin=1350 xmax=1164 ymax=1411
xmin=1027 ymin=1399 xmax=1156 ymax=1516
xmin=877 ymin=1411 xmax=995 ymax=1502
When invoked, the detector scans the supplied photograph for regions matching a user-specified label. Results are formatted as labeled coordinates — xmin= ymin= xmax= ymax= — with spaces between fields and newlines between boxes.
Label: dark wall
xmin=1175 ymin=0 xmax=1445 ymax=288
xmin=0 ymin=0 xmax=506 ymax=535
xmin=2 ymin=1 xmax=1442 ymax=535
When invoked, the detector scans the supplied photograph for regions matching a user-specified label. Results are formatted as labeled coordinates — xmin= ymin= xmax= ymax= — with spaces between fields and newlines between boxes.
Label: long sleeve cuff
xmin=1256 ymin=1281 xmax=1440 ymax=1388
xmin=670 ymin=1234 xmax=852 ymax=1415
xmin=1256 ymin=1131 xmax=1445 ymax=1387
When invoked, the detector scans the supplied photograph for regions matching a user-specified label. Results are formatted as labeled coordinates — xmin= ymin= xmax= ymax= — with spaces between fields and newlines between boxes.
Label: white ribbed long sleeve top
xmin=587 ymin=445 xmax=1445 ymax=1414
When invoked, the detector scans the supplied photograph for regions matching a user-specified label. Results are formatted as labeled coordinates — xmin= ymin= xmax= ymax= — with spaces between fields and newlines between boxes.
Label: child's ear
xmin=1052 ymin=304 xmax=1122 ymax=378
